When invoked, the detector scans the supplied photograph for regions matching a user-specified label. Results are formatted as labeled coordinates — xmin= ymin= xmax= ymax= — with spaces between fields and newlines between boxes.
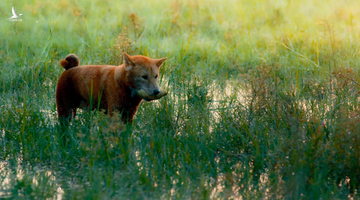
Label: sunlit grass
xmin=1 ymin=0 xmax=360 ymax=199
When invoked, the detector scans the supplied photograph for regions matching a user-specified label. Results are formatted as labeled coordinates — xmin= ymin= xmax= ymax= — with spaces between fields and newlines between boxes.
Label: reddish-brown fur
xmin=56 ymin=53 xmax=166 ymax=125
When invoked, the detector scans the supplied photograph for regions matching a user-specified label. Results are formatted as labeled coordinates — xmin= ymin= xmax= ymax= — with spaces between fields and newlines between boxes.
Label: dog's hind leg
xmin=72 ymin=108 xmax=77 ymax=118
xmin=57 ymin=106 xmax=73 ymax=127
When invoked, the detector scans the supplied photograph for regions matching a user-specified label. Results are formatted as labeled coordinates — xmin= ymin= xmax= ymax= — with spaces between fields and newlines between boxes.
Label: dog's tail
xmin=60 ymin=54 xmax=80 ymax=70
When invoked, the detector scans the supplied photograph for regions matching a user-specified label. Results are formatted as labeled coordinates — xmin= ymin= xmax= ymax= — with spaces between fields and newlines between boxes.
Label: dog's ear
xmin=154 ymin=58 xmax=167 ymax=68
xmin=123 ymin=52 xmax=135 ymax=71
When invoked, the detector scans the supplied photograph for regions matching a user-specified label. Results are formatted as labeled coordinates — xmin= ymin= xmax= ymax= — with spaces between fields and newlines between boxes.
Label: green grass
xmin=1 ymin=0 xmax=360 ymax=199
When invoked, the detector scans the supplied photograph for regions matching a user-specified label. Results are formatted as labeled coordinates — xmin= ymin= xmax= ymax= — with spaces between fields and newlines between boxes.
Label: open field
xmin=1 ymin=0 xmax=360 ymax=199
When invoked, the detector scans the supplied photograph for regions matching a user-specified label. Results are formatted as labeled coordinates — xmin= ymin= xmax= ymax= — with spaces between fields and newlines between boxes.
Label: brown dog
xmin=55 ymin=53 xmax=167 ymax=124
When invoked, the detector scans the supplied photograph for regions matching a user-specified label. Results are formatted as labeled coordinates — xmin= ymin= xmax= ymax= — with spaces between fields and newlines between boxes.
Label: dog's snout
xmin=153 ymin=89 xmax=160 ymax=96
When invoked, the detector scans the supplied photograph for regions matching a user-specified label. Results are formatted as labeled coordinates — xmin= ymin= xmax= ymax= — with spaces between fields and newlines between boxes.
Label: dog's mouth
xmin=129 ymin=87 xmax=168 ymax=101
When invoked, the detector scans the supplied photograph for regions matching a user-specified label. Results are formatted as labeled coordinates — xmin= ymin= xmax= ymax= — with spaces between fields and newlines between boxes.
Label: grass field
xmin=1 ymin=0 xmax=360 ymax=199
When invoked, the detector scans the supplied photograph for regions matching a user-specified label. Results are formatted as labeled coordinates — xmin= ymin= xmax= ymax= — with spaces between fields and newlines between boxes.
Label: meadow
xmin=1 ymin=0 xmax=360 ymax=199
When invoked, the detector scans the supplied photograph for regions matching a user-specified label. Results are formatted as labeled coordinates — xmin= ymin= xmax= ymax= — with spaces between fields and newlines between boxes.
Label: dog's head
xmin=123 ymin=53 xmax=167 ymax=101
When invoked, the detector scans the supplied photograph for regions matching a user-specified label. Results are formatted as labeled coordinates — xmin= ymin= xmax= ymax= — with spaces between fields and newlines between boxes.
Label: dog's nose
xmin=153 ymin=89 xmax=160 ymax=96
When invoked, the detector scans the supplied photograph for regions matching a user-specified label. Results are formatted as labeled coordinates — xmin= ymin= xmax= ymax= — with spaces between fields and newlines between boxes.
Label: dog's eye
xmin=142 ymin=76 xmax=148 ymax=80
xmin=155 ymin=75 xmax=158 ymax=79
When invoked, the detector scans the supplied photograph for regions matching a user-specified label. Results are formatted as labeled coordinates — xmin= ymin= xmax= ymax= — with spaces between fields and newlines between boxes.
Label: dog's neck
xmin=114 ymin=65 xmax=142 ymax=102
xmin=114 ymin=64 xmax=125 ymax=83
